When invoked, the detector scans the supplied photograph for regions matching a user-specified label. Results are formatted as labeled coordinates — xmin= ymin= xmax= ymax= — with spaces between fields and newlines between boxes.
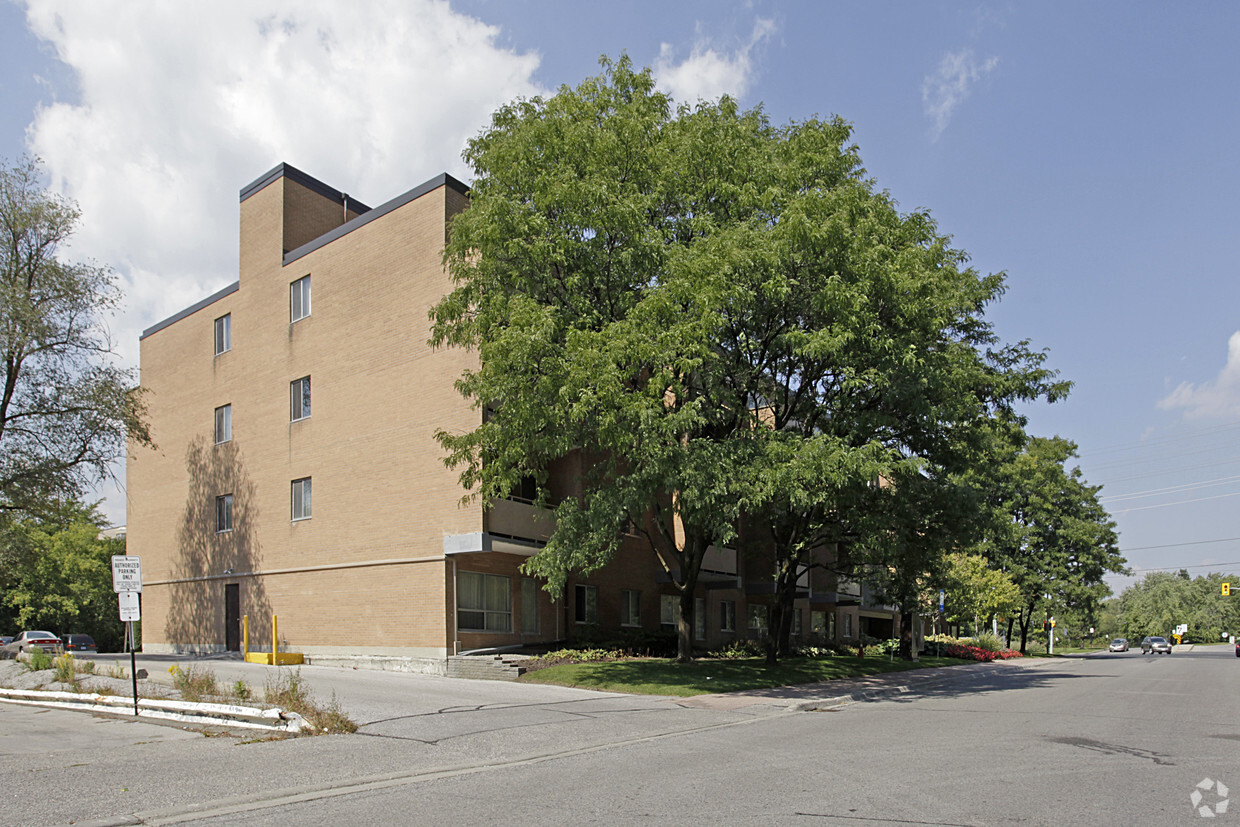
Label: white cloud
xmin=20 ymin=0 xmax=543 ymax=370
xmin=16 ymin=0 xmax=544 ymax=525
xmin=1159 ymin=331 xmax=1240 ymax=421
xmin=921 ymin=48 xmax=998 ymax=140
xmin=653 ymin=17 xmax=775 ymax=105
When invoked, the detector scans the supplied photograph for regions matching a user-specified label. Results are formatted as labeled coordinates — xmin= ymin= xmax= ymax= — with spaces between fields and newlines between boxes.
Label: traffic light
xmin=1224 ymin=582 xmax=1231 ymax=596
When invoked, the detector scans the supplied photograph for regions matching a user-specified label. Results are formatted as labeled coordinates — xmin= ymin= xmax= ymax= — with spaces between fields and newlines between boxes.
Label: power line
xmin=1120 ymin=537 xmax=1240 ymax=552
xmin=1124 ymin=561 xmax=1240 ymax=574
xmin=1101 ymin=474 xmax=1240 ymax=503
xmin=1110 ymin=489 xmax=1240 ymax=514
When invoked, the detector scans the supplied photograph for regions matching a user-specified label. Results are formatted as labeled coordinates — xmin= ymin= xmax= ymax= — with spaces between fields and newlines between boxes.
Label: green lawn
xmin=517 ymin=655 xmax=972 ymax=697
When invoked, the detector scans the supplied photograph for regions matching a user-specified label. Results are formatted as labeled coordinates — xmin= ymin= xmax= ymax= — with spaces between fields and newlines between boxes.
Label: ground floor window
xmin=520 ymin=578 xmax=539 ymax=635
xmin=748 ymin=604 xmax=768 ymax=634
xmin=458 ymin=571 xmax=512 ymax=633
xmin=575 ymin=584 xmax=598 ymax=624
xmin=695 ymin=597 xmax=706 ymax=641
xmin=840 ymin=611 xmax=853 ymax=639
xmin=811 ymin=610 xmax=826 ymax=634
xmin=720 ymin=600 xmax=736 ymax=633
xmin=790 ymin=608 xmax=802 ymax=636
xmin=621 ymin=589 xmax=641 ymax=627
xmin=660 ymin=594 xmax=677 ymax=626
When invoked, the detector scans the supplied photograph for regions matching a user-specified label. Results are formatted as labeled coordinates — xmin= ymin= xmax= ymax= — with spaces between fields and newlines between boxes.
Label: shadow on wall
xmin=165 ymin=438 xmax=272 ymax=649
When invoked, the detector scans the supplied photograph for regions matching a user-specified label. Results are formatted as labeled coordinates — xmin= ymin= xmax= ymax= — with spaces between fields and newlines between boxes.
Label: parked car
xmin=1 ymin=631 xmax=63 ymax=658
xmin=1108 ymin=638 xmax=1128 ymax=652
xmin=1235 ymin=640 xmax=1239 ymax=658
xmin=1140 ymin=636 xmax=1172 ymax=655
xmin=0 ymin=635 xmax=12 ymax=647
xmin=61 ymin=634 xmax=97 ymax=653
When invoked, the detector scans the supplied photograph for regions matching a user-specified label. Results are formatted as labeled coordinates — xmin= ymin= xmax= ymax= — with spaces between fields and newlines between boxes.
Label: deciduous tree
xmin=0 ymin=155 xmax=150 ymax=515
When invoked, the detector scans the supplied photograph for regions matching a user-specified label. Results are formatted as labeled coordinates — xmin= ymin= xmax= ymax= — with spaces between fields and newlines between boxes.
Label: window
xmin=790 ymin=608 xmax=802 ymax=636
xmin=290 ymin=275 xmax=311 ymax=322
xmin=291 ymin=478 xmax=312 ymax=521
xmin=214 ymin=404 xmax=232 ymax=444
xmin=748 ymin=604 xmax=768 ymax=633
xmin=621 ymin=590 xmax=641 ymax=627
xmin=695 ymin=597 xmax=706 ymax=641
xmin=841 ymin=611 xmax=853 ymax=639
xmin=214 ymin=314 xmax=231 ymax=355
xmin=811 ymin=611 xmax=826 ymax=635
xmin=720 ymin=600 xmax=736 ymax=633
xmin=291 ymin=376 xmax=311 ymax=421
xmin=574 ymin=584 xmax=599 ymax=624
xmin=520 ymin=578 xmax=539 ymax=634
xmin=457 ymin=572 xmax=511 ymax=632
xmin=660 ymin=594 xmax=677 ymax=626
xmin=215 ymin=494 xmax=233 ymax=533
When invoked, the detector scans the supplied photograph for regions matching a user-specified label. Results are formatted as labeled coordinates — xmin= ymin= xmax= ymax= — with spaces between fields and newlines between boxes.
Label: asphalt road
xmin=4 ymin=646 xmax=1239 ymax=825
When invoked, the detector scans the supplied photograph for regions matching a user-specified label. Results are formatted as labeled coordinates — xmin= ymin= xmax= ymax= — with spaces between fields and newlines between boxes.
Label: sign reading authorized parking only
xmin=111 ymin=555 xmax=142 ymax=593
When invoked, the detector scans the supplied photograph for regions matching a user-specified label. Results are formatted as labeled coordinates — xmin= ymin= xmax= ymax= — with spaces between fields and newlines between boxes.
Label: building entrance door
xmin=224 ymin=584 xmax=240 ymax=651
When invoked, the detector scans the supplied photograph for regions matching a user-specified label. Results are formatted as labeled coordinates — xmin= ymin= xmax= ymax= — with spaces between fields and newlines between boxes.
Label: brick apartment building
xmin=128 ymin=163 xmax=897 ymax=673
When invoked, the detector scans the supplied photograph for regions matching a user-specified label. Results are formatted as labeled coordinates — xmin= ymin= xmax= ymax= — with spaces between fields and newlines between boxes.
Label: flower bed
xmin=944 ymin=643 xmax=1023 ymax=662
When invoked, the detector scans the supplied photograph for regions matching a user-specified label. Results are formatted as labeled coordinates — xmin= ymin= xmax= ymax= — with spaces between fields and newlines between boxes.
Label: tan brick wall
xmin=130 ymin=170 xmax=480 ymax=656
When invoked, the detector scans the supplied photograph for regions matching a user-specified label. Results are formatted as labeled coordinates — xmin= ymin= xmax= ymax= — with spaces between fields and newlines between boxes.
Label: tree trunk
xmin=766 ymin=557 xmax=800 ymax=665
xmin=899 ymin=610 xmax=915 ymax=659
xmin=676 ymin=567 xmax=699 ymax=663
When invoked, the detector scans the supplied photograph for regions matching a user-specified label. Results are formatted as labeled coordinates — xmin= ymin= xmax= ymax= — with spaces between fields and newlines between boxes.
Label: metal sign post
xmin=112 ymin=556 xmax=142 ymax=716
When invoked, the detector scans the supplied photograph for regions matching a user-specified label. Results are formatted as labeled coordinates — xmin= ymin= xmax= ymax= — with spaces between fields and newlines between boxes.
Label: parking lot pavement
xmin=0 ymin=703 xmax=201 ymax=755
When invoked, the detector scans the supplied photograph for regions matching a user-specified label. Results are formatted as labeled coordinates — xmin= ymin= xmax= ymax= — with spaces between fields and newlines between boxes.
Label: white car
xmin=1107 ymin=638 xmax=1128 ymax=652
xmin=1 ymin=630 xmax=63 ymax=658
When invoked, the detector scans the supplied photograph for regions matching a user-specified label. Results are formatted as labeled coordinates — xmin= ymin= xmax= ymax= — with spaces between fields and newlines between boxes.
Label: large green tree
xmin=0 ymin=501 xmax=126 ymax=650
xmin=432 ymin=57 xmax=1062 ymax=662
xmin=0 ymin=155 xmax=150 ymax=516
xmin=1116 ymin=570 xmax=1240 ymax=643
xmin=964 ymin=435 xmax=1126 ymax=652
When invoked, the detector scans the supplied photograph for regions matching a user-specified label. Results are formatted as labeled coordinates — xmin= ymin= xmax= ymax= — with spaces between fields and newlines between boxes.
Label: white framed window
xmin=660 ymin=594 xmax=677 ymax=626
xmin=520 ymin=578 xmax=539 ymax=635
xmin=621 ymin=590 xmax=641 ymax=627
xmin=458 ymin=572 xmax=511 ymax=632
xmin=790 ymin=608 xmax=802 ymax=636
xmin=290 ymin=275 xmax=311 ymax=322
xmin=291 ymin=376 xmax=311 ymax=421
xmin=841 ymin=611 xmax=853 ymax=639
xmin=215 ymin=494 xmax=233 ymax=533
xmin=214 ymin=404 xmax=232 ymax=444
xmin=695 ymin=597 xmax=706 ymax=641
xmin=574 ymin=584 xmax=599 ymax=624
xmin=720 ymin=600 xmax=736 ymax=633
xmin=748 ymin=604 xmax=768 ymax=633
xmin=214 ymin=314 xmax=231 ymax=355
xmin=291 ymin=477 xmax=312 ymax=521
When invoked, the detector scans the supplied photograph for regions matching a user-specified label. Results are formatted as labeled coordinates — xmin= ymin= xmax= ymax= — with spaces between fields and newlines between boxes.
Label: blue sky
xmin=3 ymin=1 xmax=1239 ymax=602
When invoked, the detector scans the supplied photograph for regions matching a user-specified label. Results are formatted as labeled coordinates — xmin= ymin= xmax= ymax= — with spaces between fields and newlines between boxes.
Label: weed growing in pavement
xmin=53 ymin=653 xmax=79 ymax=687
xmin=231 ymin=680 xmax=251 ymax=702
xmin=168 ymin=664 xmax=218 ymax=702
xmin=23 ymin=650 xmax=53 ymax=672
xmin=78 ymin=659 xmax=96 ymax=675
xmin=105 ymin=663 xmax=127 ymax=679
xmin=263 ymin=669 xmax=357 ymax=734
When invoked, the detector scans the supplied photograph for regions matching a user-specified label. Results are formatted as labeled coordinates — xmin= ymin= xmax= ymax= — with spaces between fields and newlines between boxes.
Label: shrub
xmin=264 ymin=669 xmax=357 ymax=734
xmin=168 ymin=664 xmax=218 ymax=702
xmin=53 ymin=653 xmax=78 ymax=685
xmin=706 ymin=639 xmax=764 ymax=660
xmin=232 ymin=680 xmax=251 ymax=702
xmin=971 ymin=632 xmax=1004 ymax=652
xmin=23 ymin=650 xmax=54 ymax=672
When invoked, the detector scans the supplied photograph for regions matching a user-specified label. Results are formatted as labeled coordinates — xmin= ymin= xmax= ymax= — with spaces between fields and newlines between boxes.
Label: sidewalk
xmin=675 ymin=656 xmax=1059 ymax=712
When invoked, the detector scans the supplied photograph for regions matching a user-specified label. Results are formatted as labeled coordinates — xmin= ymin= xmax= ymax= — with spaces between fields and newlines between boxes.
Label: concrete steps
xmin=446 ymin=654 xmax=530 ymax=681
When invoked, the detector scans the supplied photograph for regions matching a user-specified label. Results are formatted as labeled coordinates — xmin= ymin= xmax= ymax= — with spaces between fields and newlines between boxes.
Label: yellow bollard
xmin=242 ymin=615 xmax=249 ymax=657
xmin=272 ymin=615 xmax=278 ymax=665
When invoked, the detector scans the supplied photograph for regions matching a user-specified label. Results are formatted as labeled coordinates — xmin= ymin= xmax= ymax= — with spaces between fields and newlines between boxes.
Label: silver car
xmin=1 ymin=630 xmax=63 ymax=658
xmin=1108 ymin=638 xmax=1128 ymax=652
xmin=1140 ymin=636 xmax=1172 ymax=655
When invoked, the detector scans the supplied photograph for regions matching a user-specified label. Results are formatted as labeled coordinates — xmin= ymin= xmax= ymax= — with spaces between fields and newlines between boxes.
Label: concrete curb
xmin=0 ymin=687 xmax=312 ymax=732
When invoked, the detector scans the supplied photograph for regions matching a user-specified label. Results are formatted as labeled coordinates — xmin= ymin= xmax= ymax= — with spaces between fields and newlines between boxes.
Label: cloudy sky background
xmin=3 ymin=0 xmax=1239 ymax=601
